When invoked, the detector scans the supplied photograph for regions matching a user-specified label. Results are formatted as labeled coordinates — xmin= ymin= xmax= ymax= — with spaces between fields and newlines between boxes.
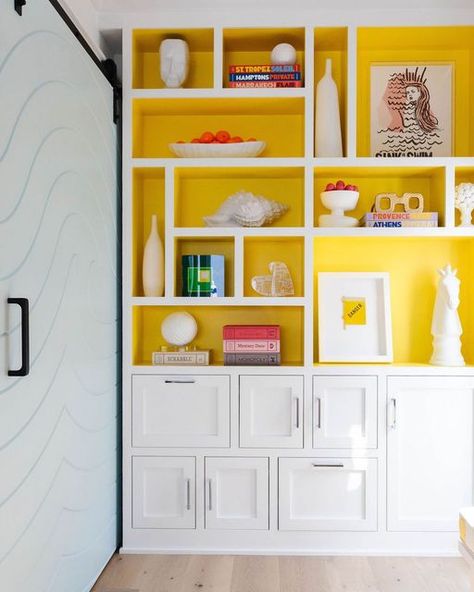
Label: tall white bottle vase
xmin=315 ymin=58 xmax=343 ymax=157
xmin=142 ymin=214 xmax=164 ymax=297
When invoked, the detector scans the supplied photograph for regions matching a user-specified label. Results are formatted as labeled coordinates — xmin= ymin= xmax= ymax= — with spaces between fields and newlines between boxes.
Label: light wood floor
xmin=92 ymin=554 xmax=472 ymax=592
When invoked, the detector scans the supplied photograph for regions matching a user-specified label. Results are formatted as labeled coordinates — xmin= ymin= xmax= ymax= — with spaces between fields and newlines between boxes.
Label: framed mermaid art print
xmin=370 ymin=64 xmax=453 ymax=157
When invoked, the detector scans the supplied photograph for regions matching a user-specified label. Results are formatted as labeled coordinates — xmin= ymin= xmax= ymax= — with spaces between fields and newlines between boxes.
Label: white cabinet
xmin=387 ymin=377 xmax=474 ymax=532
xmin=132 ymin=456 xmax=195 ymax=529
xmin=240 ymin=375 xmax=303 ymax=448
xmin=313 ymin=376 xmax=378 ymax=449
xmin=205 ymin=457 xmax=269 ymax=530
xmin=279 ymin=457 xmax=378 ymax=531
xmin=132 ymin=375 xmax=230 ymax=447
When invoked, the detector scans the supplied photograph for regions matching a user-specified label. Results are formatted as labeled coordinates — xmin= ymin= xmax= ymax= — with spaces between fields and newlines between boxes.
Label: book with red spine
xmin=223 ymin=325 xmax=280 ymax=340
xmin=223 ymin=340 xmax=280 ymax=353
xmin=229 ymin=64 xmax=301 ymax=74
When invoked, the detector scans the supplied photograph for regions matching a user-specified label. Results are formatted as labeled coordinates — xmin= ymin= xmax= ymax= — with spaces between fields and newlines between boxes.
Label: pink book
xmin=223 ymin=325 xmax=280 ymax=340
xmin=223 ymin=340 xmax=280 ymax=353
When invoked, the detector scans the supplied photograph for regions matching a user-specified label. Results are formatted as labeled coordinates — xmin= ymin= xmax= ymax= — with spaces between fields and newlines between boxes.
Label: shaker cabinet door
xmin=313 ymin=376 xmax=378 ymax=449
xmin=132 ymin=375 xmax=230 ymax=447
xmin=205 ymin=457 xmax=269 ymax=530
xmin=387 ymin=376 xmax=474 ymax=532
xmin=132 ymin=456 xmax=195 ymax=529
xmin=240 ymin=375 xmax=303 ymax=448
xmin=279 ymin=457 xmax=378 ymax=531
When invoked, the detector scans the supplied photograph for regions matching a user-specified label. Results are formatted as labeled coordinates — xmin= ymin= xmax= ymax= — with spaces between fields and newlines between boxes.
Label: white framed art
xmin=318 ymin=272 xmax=393 ymax=363
xmin=370 ymin=64 xmax=453 ymax=157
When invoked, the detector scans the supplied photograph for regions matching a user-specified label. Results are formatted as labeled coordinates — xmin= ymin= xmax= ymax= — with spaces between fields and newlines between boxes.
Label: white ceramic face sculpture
xmin=160 ymin=38 xmax=189 ymax=88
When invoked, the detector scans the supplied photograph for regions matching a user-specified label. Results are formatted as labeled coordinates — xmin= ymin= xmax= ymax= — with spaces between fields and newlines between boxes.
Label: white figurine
xmin=455 ymin=183 xmax=474 ymax=227
xmin=430 ymin=264 xmax=465 ymax=366
xmin=270 ymin=43 xmax=297 ymax=66
xmin=159 ymin=38 xmax=189 ymax=88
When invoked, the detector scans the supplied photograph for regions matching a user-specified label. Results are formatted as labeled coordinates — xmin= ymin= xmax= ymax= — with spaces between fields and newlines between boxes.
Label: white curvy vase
xmin=315 ymin=58 xmax=343 ymax=157
xmin=142 ymin=214 xmax=164 ymax=297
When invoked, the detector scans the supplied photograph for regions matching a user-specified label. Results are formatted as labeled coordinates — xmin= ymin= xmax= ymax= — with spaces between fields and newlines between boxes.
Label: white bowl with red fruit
xmin=319 ymin=179 xmax=360 ymax=227
xmin=169 ymin=129 xmax=266 ymax=158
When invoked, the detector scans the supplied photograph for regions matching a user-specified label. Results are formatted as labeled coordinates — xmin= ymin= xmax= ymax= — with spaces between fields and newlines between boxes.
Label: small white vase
xmin=315 ymin=58 xmax=343 ymax=157
xmin=142 ymin=214 xmax=164 ymax=297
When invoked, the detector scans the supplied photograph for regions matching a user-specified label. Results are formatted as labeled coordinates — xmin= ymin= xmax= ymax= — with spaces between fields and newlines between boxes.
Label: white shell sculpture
xmin=203 ymin=190 xmax=289 ymax=227
xmin=251 ymin=261 xmax=295 ymax=297
xmin=161 ymin=311 xmax=198 ymax=346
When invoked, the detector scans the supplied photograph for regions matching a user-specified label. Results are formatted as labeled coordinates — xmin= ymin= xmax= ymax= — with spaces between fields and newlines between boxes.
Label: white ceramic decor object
xmin=455 ymin=183 xmax=474 ymax=227
xmin=270 ymin=43 xmax=297 ymax=65
xmin=203 ymin=190 xmax=288 ymax=227
xmin=160 ymin=38 xmax=189 ymax=88
xmin=169 ymin=140 xmax=265 ymax=158
xmin=142 ymin=214 xmax=164 ymax=296
xmin=430 ymin=264 xmax=465 ymax=366
xmin=319 ymin=190 xmax=359 ymax=227
xmin=161 ymin=312 xmax=198 ymax=346
xmin=315 ymin=58 xmax=343 ymax=157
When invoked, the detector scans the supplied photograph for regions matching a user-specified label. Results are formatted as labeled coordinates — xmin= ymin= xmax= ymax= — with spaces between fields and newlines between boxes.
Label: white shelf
xmin=312 ymin=227 xmax=474 ymax=237
xmin=131 ymin=88 xmax=309 ymax=100
xmin=130 ymin=157 xmax=308 ymax=168
xmin=131 ymin=296 xmax=306 ymax=306
xmin=172 ymin=227 xmax=306 ymax=237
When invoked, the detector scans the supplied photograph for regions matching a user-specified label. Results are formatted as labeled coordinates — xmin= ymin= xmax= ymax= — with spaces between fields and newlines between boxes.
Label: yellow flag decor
xmin=342 ymin=297 xmax=366 ymax=329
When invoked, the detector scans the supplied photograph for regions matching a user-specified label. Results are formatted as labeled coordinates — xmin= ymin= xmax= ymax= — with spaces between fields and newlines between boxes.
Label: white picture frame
xmin=370 ymin=63 xmax=453 ymax=158
xmin=318 ymin=272 xmax=393 ymax=363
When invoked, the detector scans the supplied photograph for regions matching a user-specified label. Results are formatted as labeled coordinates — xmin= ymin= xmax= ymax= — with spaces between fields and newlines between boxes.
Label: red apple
xmin=335 ymin=180 xmax=345 ymax=190
xmin=325 ymin=183 xmax=336 ymax=191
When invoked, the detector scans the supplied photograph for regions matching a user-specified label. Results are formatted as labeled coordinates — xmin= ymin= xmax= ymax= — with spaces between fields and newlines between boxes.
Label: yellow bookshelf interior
xmin=357 ymin=26 xmax=474 ymax=157
xmin=174 ymin=166 xmax=305 ymax=227
xmin=222 ymin=27 xmax=305 ymax=88
xmin=175 ymin=237 xmax=235 ymax=297
xmin=314 ymin=166 xmax=446 ymax=226
xmin=133 ymin=305 xmax=305 ymax=366
xmin=132 ymin=97 xmax=305 ymax=158
xmin=243 ymin=237 xmax=305 ymax=297
xmin=132 ymin=168 xmax=166 ymax=297
xmin=314 ymin=27 xmax=348 ymax=156
xmin=132 ymin=28 xmax=214 ymax=89
xmin=313 ymin=237 xmax=474 ymax=364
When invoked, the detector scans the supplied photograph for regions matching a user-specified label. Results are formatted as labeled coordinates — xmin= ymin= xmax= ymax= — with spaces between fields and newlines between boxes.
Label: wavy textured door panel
xmin=0 ymin=2 xmax=118 ymax=590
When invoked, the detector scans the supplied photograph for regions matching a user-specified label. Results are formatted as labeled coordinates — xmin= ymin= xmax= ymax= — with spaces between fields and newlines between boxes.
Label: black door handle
xmin=8 ymin=298 xmax=30 ymax=376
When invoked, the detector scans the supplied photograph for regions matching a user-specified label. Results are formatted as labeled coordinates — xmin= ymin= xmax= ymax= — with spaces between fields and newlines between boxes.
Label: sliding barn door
xmin=0 ymin=1 xmax=118 ymax=590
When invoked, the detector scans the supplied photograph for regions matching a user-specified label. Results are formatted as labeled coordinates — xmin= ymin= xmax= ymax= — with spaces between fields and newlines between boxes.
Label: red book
xmin=223 ymin=340 xmax=280 ymax=353
xmin=223 ymin=325 xmax=280 ymax=340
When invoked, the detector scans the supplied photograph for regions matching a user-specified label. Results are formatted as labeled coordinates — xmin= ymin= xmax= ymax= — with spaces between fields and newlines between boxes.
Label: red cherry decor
xmin=325 ymin=181 xmax=359 ymax=192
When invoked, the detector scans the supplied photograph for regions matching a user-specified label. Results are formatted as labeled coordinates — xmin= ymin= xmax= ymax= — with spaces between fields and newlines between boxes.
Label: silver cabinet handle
xmin=185 ymin=478 xmax=191 ymax=511
xmin=165 ymin=379 xmax=196 ymax=384
xmin=389 ymin=397 xmax=397 ymax=429
xmin=312 ymin=463 xmax=344 ymax=468
xmin=207 ymin=479 xmax=213 ymax=511
xmin=295 ymin=397 xmax=300 ymax=429
xmin=314 ymin=397 xmax=322 ymax=429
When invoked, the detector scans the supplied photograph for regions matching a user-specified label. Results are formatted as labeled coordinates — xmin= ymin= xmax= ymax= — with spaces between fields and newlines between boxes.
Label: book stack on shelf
xmin=223 ymin=325 xmax=281 ymax=366
xmin=228 ymin=65 xmax=302 ymax=88
xmin=361 ymin=212 xmax=438 ymax=228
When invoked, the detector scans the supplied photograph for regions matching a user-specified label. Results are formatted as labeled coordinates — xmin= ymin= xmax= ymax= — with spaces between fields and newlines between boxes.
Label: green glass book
xmin=182 ymin=255 xmax=225 ymax=297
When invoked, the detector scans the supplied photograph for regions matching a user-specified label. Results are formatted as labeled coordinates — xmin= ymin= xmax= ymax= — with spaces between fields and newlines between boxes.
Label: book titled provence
xmin=182 ymin=255 xmax=225 ymax=297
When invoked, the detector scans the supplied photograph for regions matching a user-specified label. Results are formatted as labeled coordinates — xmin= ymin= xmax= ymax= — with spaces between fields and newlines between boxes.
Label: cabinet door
xmin=132 ymin=457 xmax=195 ymax=529
xmin=240 ymin=375 xmax=303 ymax=448
xmin=132 ymin=375 xmax=230 ymax=447
xmin=205 ymin=457 xmax=269 ymax=530
xmin=387 ymin=377 xmax=474 ymax=532
xmin=279 ymin=458 xmax=378 ymax=531
xmin=313 ymin=376 xmax=377 ymax=449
